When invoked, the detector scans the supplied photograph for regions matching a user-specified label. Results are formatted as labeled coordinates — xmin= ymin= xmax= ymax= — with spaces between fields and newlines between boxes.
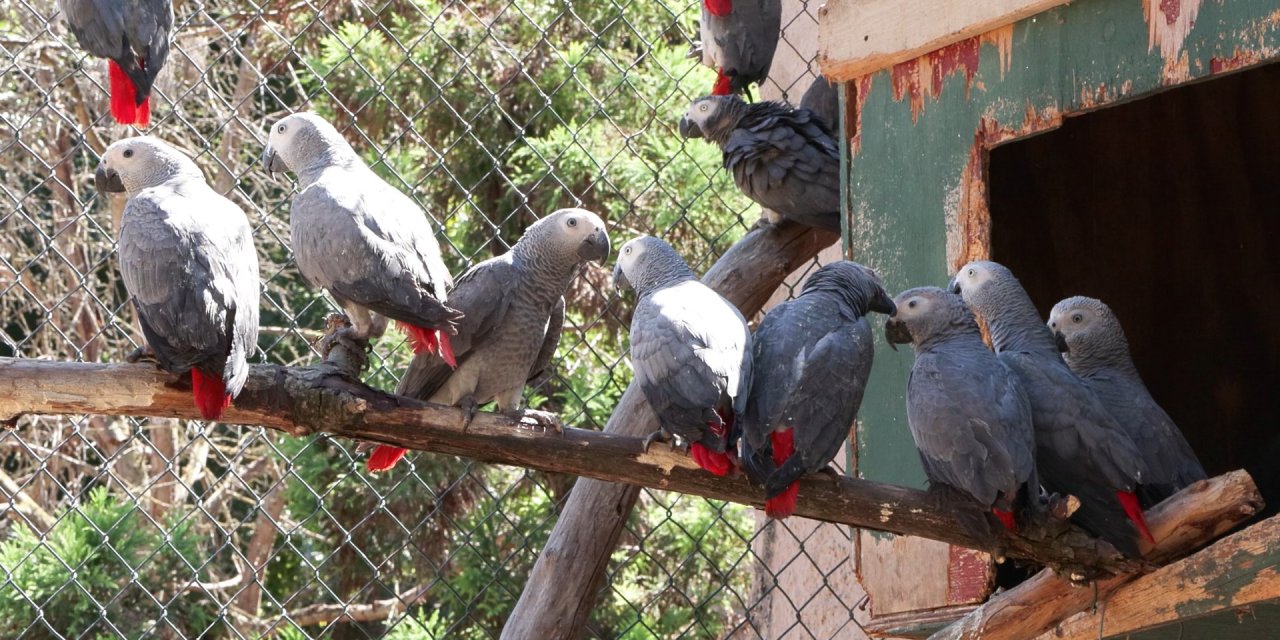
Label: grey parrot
xmin=799 ymin=77 xmax=840 ymax=132
xmin=262 ymin=112 xmax=463 ymax=373
xmin=699 ymin=0 xmax=781 ymax=97
xmin=884 ymin=287 xmax=1037 ymax=532
xmin=741 ymin=262 xmax=896 ymax=518
xmin=613 ymin=236 xmax=752 ymax=476
xmin=57 ymin=0 xmax=172 ymax=125
xmin=678 ymin=95 xmax=840 ymax=232
xmin=950 ymin=261 xmax=1154 ymax=556
xmin=1049 ymin=296 xmax=1206 ymax=505
xmin=389 ymin=209 xmax=610 ymax=471
xmin=94 ymin=136 xmax=259 ymax=420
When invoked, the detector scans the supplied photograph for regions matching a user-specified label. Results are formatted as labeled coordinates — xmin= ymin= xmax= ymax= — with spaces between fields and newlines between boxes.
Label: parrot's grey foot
xmin=125 ymin=345 xmax=160 ymax=366
xmin=319 ymin=316 xmax=370 ymax=377
xmin=511 ymin=408 xmax=563 ymax=434
xmin=459 ymin=396 xmax=479 ymax=432
xmin=817 ymin=465 xmax=843 ymax=478
xmin=641 ymin=429 xmax=671 ymax=453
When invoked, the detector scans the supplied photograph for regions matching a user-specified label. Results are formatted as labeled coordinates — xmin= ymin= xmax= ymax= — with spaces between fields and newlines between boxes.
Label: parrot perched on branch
xmin=96 ymin=136 xmax=259 ymax=420
xmin=1049 ymin=296 xmax=1206 ymax=506
xmin=950 ymin=261 xmax=1154 ymax=556
xmin=389 ymin=209 xmax=610 ymax=473
xmin=679 ymin=95 xmax=840 ymax=232
xmin=885 ymin=287 xmax=1038 ymax=533
xmin=699 ymin=0 xmax=781 ymax=97
xmin=57 ymin=0 xmax=172 ymax=126
xmin=613 ymin=236 xmax=752 ymax=477
xmin=741 ymin=261 xmax=896 ymax=519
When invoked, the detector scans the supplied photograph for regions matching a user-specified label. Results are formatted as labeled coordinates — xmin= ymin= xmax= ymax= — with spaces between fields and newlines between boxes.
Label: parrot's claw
xmin=125 ymin=345 xmax=160 ymax=366
xmin=641 ymin=429 xmax=671 ymax=453
xmin=459 ymin=396 xmax=479 ymax=432
xmin=512 ymin=409 xmax=563 ymax=434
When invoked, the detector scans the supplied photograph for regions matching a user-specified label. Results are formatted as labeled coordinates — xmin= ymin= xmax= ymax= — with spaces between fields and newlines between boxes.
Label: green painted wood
xmin=845 ymin=0 xmax=1280 ymax=501
xmin=1124 ymin=602 xmax=1280 ymax=639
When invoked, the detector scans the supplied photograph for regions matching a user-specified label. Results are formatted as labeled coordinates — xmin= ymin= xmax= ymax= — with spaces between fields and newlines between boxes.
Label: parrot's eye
xmin=278 ymin=124 xmax=287 ymax=134
xmin=907 ymin=300 xmax=917 ymax=309
xmin=699 ymin=104 xmax=708 ymax=112
xmin=624 ymin=246 xmax=633 ymax=255
xmin=1072 ymin=313 xmax=1083 ymax=323
xmin=967 ymin=268 xmax=975 ymax=277
xmin=567 ymin=218 xmax=577 ymax=227
xmin=122 ymin=149 xmax=133 ymax=159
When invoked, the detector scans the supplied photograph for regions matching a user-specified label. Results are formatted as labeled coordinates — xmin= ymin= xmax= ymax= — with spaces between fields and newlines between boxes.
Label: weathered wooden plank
xmin=817 ymin=0 xmax=1072 ymax=82
xmin=929 ymin=470 xmax=1264 ymax=640
xmin=1036 ymin=514 xmax=1280 ymax=639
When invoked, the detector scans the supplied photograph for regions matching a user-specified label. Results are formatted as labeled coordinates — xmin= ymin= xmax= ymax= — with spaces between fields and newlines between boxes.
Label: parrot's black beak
xmin=579 ymin=228 xmax=611 ymax=263
xmin=870 ymin=289 xmax=897 ymax=317
xmin=883 ymin=318 xmax=912 ymax=351
xmin=678 ymin=116 xmax=702 ymax=139
xmin=1054 ymin=330 xmax=1070 ymax=354
xmin=611 ymin=263 xmax=630 ymax=292
xmin=946 ymin=277 xmax=961 ymax=295
xmin=261 ymin=146 xmax=289 ymax=177
xmin=93 ymin=164 xmax=125 ymax=194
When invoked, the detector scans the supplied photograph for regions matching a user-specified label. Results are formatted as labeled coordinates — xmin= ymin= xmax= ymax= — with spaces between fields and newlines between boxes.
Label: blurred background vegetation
xmin=0 ymin=0 xmax=778 ymax=636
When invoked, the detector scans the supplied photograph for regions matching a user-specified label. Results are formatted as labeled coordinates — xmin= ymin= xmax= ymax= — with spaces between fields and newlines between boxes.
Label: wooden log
xmin=0 ymin=355 xmax=1146 ymax=573
xmin=1034 ymin=513 xmax=1280 ymax=639
xmin=502 ymin=221 xmax=838 ymax=640
xmin=930 ymin=470 xmax=1264 ymax=640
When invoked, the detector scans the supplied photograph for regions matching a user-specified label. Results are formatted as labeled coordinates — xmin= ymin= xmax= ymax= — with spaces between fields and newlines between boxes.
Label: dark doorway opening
xmin=987 ymin=62 xmax=1280 ymax=516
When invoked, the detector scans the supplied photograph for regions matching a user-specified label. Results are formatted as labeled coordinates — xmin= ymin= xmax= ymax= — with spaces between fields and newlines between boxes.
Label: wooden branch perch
xmin=930 ymin=470 xmax=1264 ymax=640
xmin=0 ymin=355 xmax=1149 ymax=573
xmin=1034 ymin=513 xmax=1280 ymax=639
xmin=284 ymin=583 xmax=432 ymax=628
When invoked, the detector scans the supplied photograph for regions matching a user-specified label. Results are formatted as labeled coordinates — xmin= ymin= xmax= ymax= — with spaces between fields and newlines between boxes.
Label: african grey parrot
xmin=262 ymin=112 xmax=463 ymax=376
xmin=884 ymin=287 xmax=1037 ymax=532
xmin=950 ymin=261 xmax=1154 ymax=556
xmin=741 ymin=262 xmax=895 ymax=518
xmin=799 ymin=77 xmax=840 ymax=132
xmin=389 ymin=209 xmax=610 ymax=472
xmin=678 ymin=95 xmax=840 ymax=232
xmin=613 ymin=236 xmax=752 ymax=476
xmin=95 ymin=136 xmax=259 ymax=420
xmin=57 ymin=0 xmax=172 ymax=125
xmin=699 ymin=0 xmax=781 ymax=97
xmin=1049 ymin=296 xmax=1206 ymax=506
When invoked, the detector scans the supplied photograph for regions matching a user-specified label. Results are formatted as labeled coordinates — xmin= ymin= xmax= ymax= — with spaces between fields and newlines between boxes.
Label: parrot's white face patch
xmin=954 ymin=261 xmax=996 ymax=294
xmin=267 ymin=114 xmax=309 ymax=162
xmin=683 ymin=99 xmax=718 ymax=129
xmin=1048 ymin=305 xmax=1099 ymax=334
xmin=894 ymin=292 xmax=935 ymax=321
xmin=616 ymin=238 xmax=647 ymax=279
xmin=101 ymin=136 xmax=193 ymax=192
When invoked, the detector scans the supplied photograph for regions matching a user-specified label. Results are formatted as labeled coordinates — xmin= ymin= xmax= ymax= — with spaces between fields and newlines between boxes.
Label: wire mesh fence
xmin=0 ymin=0 xmax=864 ymax=637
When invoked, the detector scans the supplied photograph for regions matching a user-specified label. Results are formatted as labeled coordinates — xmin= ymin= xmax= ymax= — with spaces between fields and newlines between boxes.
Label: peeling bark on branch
xmin=931 ymin=469 xmax=1264 ymax=640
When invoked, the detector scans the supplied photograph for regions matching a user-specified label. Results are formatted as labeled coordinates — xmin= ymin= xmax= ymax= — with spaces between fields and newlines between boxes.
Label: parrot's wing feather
xmin=780 ymin=319 xmax=873 ymax=474
xmin=527 ymin=296 xmax=565 ymax=387
xmin=291 ymin=183 xmax=457 ymax=329
xmin=395 ymin=256 xmax=518 ymax=399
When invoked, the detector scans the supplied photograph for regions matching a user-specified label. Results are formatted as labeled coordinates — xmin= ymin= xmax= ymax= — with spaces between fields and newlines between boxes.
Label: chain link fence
xmin=0 ymin=0 xmax=864 ymax=637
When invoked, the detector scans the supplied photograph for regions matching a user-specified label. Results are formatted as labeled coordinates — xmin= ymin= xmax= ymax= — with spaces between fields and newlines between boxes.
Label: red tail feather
xmin=190 ymin=368 xmax=230 ymax=420
xmin=711 ymin=69 xmax=733 ymax=96
xmin=366 ymin=446 xmax=408 ymax=473
xmin=107 ymin=60 xmax=149 ymax=126
xmin=691 ymin=442 xmax=733 ymax=476
xmin=764 ymin=429 xmax=799 ymax=518
xmin=992 ymin=508 xmax=1018 ymax=533
xmin=1116 ymin=490 xmax=1156 ymax=544
xmin=704 ymin=0 xmax=732 ymax=17
xmin=398 ymin=322 xmax=457 ymax=369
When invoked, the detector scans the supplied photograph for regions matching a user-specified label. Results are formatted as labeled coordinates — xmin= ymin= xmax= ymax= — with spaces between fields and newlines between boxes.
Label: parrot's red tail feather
xmin=107 ymin=60 xmax=149 ymax=126
xmin=190 ymin=369 xmax=231 ymax=420
xmin=691 ymin=443 xmax=733 ymax=476
xmin=1116 ymin=490 xmax=1156 ymax=544
xmin=398 ymin=322 xmax=457 ymax=369
xmin=770 ymin=428 xmax=794 ymax=466
xmin=992 ymin=508 xmax=1018 ymax=533
xmin=366 ymin=446 xmax=408 ymax=473
xmin=711 ymin=70 xmax=733 ymax=96
xmin=765 ymin=483 xmax=799 ymax=519
xmin=704 ymin=0 xmax=732 ymax=17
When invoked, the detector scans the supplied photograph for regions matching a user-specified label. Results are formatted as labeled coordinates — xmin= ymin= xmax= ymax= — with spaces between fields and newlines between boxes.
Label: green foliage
xmin=0 ymin=488 xmax=213 ymax=638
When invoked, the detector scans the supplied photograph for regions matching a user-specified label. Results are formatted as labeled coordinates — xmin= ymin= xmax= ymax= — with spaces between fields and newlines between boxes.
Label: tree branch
xmin=283 ymin=583 xmax=432 ymax=628
xmin=0 ymin=354 xmax=1157 ymax=573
